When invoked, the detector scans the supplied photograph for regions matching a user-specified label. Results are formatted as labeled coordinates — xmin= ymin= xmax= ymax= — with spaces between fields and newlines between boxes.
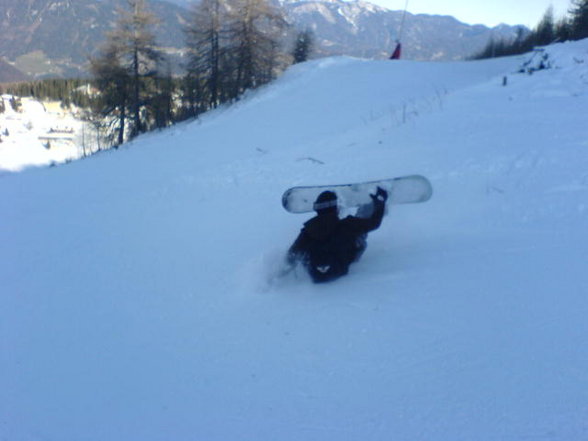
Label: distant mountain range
xmin=0 ymin=59 xmax=28 ymax=83
xmin=0 ymin=0 xmax=524 ymax=81
xmin=280 ymin=0 xmax=522 ymax=61
xmin=0 ymin=0 xmax=187 ymax=81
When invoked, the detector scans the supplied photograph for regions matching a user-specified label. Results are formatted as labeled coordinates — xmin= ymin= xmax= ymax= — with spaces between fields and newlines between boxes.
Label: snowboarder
xmin=287 ymin=187 xmax=388 ymax=283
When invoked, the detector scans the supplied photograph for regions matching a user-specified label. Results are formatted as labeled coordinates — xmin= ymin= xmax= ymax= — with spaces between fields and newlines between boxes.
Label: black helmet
xmin=313 ymin=191 xmax=338 ymax=214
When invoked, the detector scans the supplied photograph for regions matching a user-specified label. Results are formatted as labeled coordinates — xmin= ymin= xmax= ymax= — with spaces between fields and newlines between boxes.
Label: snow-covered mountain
xmin=2 ymin=40 xmax=588 ymax=440
xmin=0 ymin=0 xmax=522 ymax=79
xmin=0 ymin=0 xmax=188 ymax=79
xmin=280 ymin=0 xmax=521 ymax=60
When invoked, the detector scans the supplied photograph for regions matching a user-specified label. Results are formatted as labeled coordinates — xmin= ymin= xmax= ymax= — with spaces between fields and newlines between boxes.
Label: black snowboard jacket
xmin=288 ymin=198 xmax=385 ymax=283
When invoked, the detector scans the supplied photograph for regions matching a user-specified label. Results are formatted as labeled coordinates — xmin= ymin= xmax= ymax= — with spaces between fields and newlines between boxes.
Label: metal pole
xmin=398 ymin=0 xmax=410 ymax=41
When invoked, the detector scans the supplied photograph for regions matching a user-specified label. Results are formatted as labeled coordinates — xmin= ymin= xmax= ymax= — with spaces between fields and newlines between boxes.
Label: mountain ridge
xmin=0 ymin=0 xmax=523 ymax=79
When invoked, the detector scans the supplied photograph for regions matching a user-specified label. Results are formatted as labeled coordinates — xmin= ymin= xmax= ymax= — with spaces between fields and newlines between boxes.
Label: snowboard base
xmin=282 ymin=175 xmax=432 ymax=214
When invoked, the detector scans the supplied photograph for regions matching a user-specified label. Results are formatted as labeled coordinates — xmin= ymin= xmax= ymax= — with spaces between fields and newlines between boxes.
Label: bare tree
xmin=570 ymin=0 xmax=588 ymax=39
xmin=225 ymin=0 xmax=288 ymax=98
xmin=91 ymin=0 xmax=162 ymax=142
xmin=118 ymin=0 xmax=162 ymax=137
xmin=185 ymin=0 xmax=225 ymax=110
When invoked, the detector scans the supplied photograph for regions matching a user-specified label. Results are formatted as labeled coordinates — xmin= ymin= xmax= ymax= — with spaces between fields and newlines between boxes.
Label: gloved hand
xmin=370 ymin=187 xmax=388 ymax=203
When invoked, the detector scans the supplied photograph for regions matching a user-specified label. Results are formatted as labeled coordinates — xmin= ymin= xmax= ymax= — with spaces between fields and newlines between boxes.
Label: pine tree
xmin=292 ymin=29 xmax=314 ymax=64
xmin=570 ymin=0 xmax=588 ymax=39
xmin=555 ymin=17 xmax=572 ymax=41
xmin=535 ymin=6 xmax=555 ymax=45
xmin=150 ymin=64 xmax=175 ymax=129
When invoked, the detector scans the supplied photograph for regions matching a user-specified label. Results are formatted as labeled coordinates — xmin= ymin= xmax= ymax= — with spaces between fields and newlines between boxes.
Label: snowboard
xmin=282 ymin=174 xmax=432 ymax=213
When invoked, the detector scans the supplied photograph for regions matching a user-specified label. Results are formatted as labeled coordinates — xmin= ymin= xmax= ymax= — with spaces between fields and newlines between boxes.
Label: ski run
xmin=2 ymin=39 xmax=588 ymax=440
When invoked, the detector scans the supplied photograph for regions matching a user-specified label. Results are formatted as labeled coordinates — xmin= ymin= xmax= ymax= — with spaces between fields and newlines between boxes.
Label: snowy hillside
xmin=2 ymin=40 xmax=588 ymax=440
xmin=281 ymin=0 xmax=521 ymax=61
xmin=0 ymin=95 xmax=95 ymax=172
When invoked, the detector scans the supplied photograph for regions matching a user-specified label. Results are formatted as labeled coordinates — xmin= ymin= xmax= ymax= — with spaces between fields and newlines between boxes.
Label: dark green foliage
xmin=3 ymin=78 xmax=91 ymax=107
xmin=555 ymin=17 xmax=573 ymax=41
xmin=472 ymin=0 xmax=588 ymax=59
xmin=292 ymin=30 xmax=314 ymax=64
xmin=149 ymin=69 xmax=176 ymax=130
xmin=570 ymin=0 xmax=588 ymax=39
xmin=176 ymin=74 xmax=210 ymax=121
xmin=534 ymin=7 xmax=555 ymax=45
xmin=90 ymin=44 xmax=132 ymax=146
xmin=472 ymin=28 xmax=529 ymax=59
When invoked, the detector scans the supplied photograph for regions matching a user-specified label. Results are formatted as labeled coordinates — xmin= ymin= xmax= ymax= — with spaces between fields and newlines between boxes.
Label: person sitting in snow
xmin=287 ymin=187 xmax=388 ymax=283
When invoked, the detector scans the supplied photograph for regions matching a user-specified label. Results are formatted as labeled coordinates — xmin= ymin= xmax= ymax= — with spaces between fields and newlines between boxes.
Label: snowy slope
xmin=0 ymin=96 xmax=89 ymax=172
xmin=2 ymin=40 xmax=588 ymax=440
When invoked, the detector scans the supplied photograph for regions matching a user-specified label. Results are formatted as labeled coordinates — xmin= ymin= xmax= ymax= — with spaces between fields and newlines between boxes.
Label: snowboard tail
xmin=282 ymin=175 xmax=432 ymax=213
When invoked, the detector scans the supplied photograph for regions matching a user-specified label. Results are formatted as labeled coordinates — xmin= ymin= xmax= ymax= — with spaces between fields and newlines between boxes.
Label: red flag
xmin=390 ymin=42 xmax=402 ymax=60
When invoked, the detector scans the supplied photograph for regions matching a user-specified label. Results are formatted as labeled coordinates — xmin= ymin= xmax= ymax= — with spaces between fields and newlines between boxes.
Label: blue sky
xmin=374 ymin=0 xmax=572 ymax=27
